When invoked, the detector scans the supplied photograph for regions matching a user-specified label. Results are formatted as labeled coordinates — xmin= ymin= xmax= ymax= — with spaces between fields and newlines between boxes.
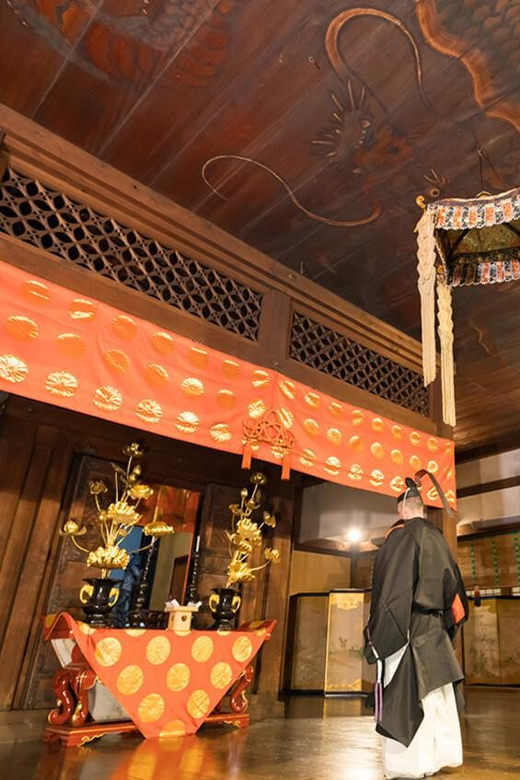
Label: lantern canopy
xmin=416 ymin=187 xmax=520 ymax=426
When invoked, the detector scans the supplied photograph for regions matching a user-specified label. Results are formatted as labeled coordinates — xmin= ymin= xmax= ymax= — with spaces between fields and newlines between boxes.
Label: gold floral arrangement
xmin=60 ymin=443 xmax=174 ymax=576
xmin=225 ymin=473 xmax=281 ymax=587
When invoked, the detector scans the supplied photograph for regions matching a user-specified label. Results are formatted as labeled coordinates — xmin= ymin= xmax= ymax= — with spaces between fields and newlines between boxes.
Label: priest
xmin=364 ymin=477 xmax=468 ymax=780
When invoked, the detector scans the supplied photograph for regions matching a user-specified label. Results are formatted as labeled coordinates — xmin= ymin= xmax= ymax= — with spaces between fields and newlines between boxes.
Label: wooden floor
xmin=3 ymin=689 xmax=520 ymax=779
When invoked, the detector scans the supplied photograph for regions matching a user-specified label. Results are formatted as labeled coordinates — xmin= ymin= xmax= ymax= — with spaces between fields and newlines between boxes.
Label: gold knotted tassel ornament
xmin=242 ymin=409 xmax=295 ymax=481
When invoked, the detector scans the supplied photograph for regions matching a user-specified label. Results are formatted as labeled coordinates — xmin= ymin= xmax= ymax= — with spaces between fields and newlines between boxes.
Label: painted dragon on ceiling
xmin=10 ymin=0 xmax=520 ymax=121
xmin=416 ymin=0 xmax=520 ymax=133
xmin=6 ymin=0 xmax=246 ymax=87
xmin=203 ymin=1 xmax=520 ymax=228
xmin=9 ymin=1 xmax=520 ymax=227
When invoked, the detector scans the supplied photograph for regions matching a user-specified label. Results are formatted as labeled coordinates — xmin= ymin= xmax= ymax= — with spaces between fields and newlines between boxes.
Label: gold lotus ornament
xmin=123 ymin=443 xmax=144 ymax=458
xmin=128 ymin=484 xmax=154 ymax=500
xmin=263 ymin=511 xmax=276 ymax=528
xmin=224 ymin=473 xmax=281 ymax=589
xmin=89 ymin=480 xmax=108 ymax=496
xmin=226 ymin=559 xmax=256 ymax=584
xmin=143 ymin=520 xmax=174 ymax=537
xmin=209 ymin=473 xmax=281 ymax=629
xmin=106 ymin=501 xmax=141 ymax=526
xmin=59 ymin=519 xmax=87 ymax=537
xmin=87 ymin=545 xmax=130 ymax=570
xmin=59 ymin=443 xmax=174 ymax=583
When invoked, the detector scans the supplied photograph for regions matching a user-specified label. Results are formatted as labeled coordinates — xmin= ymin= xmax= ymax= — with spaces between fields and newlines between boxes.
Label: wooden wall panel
xmin=0 ymin=412 xmax=37 ymax=571
xmin=459 ymin=532 xmax=520 ymax=592
xmin=197 ymin=483 xmax=241 ymax=630
xmin=350 ymin=553 xmax=376 ymax=591
xmin=254 ymin=490 xmax=294 ymax=695
xmin=0 ymin=426 xmax=58 ymax=651
xmin=3 ymin=433 xmax=73 ymax=711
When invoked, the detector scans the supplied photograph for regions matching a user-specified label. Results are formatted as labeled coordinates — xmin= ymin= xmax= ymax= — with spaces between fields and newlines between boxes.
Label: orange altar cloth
xmin=43 ymin=613 xmax=275 ymax=739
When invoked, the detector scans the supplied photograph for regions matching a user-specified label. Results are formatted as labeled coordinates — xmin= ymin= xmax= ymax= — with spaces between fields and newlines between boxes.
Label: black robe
xmin=364 ymin=517 xmax=468 ymax=747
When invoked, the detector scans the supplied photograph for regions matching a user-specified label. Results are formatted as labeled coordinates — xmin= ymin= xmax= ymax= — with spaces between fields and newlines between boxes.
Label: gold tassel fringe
xmin=415 ymin=210 xmax=437 ymax=386
xmin=437 ymin=274 xmax=456 ymax=427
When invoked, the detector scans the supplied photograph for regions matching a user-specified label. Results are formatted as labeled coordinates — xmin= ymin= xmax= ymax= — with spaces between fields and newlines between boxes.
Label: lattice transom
xmin=0 ymin=167 xmax=263 ymax=341
xmin=290 ymin=311 xmax=429 ymax=415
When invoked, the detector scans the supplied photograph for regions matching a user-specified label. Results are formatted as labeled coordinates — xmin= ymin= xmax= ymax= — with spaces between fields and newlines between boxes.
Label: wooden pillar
xmin=253 ymin=484 xmax=295 ymax=697
xmin=257 ymin=289 xmax=292 ymax=369
xmin=430 ymin=377 xmax=458 ymax=556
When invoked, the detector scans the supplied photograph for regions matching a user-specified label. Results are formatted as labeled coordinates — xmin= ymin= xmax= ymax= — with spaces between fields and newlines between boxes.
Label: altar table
xmin=42 ymin=612 xmax=275 ymax=746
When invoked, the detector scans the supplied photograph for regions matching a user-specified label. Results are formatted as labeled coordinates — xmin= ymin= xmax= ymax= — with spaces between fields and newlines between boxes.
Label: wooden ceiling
xmin=1 ymin=0 xmax=520 ymax=452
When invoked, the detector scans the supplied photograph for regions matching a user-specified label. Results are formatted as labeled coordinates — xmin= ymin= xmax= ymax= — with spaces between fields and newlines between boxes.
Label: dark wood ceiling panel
xmin=154 ymin=75 xmax=338 ymax=209
xmin=32 ymin=0 xmax=227 ymax=153
xmin=454 ymin=283 xmax=520 ymax=449
xmin=102 ymin=0 xmax=310 ymax=183
xmin=2 ymin=0 xmax=520 ymax=451
xmin=0 ymin=4 xmax=87 ymax=117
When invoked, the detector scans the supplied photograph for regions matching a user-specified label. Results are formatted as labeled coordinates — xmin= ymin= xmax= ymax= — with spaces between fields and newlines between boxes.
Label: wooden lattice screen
xmin=0 ymin=166 xmax=263 ymax=341
xmin=290 ymin=310 xmax=429 ymax=415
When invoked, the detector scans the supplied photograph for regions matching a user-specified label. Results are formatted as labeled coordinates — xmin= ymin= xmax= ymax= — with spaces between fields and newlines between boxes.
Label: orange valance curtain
xmin=0 ymin=261 xmax=456 ymax=508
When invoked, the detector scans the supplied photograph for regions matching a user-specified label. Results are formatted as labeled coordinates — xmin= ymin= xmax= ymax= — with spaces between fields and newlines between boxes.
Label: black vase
xmin=79 ymin=577 xmax=120 ymax=627
xmin=209 ymin=587 xmax=241 ymax=631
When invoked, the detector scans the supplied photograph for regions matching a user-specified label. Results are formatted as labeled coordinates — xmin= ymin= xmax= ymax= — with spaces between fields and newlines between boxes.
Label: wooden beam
xmin=457 ymin=474 xmax=520 ymax=499
xmin=257 ymin=290 xmax=292 ymax=366
xmin=456 ymin=430 xmax=520 ymax=464
xmin=457 ymin=520 xmax=520 ymax=540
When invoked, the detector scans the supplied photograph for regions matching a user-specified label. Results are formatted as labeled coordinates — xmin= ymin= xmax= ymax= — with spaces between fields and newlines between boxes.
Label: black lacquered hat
xmin=397 ymin=477 xmax=421 ymax=506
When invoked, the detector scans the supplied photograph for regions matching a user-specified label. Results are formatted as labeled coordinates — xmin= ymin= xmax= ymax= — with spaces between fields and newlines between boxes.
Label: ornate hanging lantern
xmin=416 ymin=187 xmax=520 ymax=426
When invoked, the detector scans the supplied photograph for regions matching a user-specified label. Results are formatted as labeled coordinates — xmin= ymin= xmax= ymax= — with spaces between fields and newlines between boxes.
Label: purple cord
xmin=366 ymin=628 xmax=383 ymax=722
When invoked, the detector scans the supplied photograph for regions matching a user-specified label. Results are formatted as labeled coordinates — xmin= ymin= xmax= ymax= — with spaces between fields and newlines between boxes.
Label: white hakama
xmin=382 ymin=646 xmax=463 ymax=780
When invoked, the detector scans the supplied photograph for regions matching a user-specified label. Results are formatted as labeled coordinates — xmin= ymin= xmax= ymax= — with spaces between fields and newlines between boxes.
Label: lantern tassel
xmin=437 ymin=274 xmax=456 ymax=427
xmin=415 ymin=209 xmax=437 ymax=386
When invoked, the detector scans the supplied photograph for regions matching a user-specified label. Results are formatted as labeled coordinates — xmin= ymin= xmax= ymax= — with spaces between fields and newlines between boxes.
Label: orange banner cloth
xmin=0 ymin=261 xmax=455 ymax=507
xmin=43 ymin=613 xmax=275 ymax=739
